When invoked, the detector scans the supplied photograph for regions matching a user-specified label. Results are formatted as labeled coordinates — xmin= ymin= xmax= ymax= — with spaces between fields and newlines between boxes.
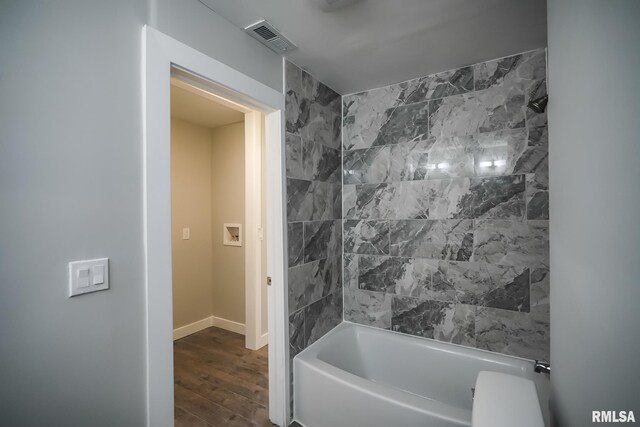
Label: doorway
xmin=144 ymin=27 xmax=288 ymax=427
xmin=169 ymin=77 xmax=270 ymax=425
xmin=169 ymin=77 xmax=267 ymax=349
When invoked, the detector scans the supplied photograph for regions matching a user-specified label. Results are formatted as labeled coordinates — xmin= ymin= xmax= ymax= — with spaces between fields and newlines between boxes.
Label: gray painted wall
xmin=153 ymin=0 xmax=283 ymax=92
xmin=341 ymin=50 xmax=550 ymax=361
xmin=0 ymin=1 xmax=282 ymax=425
xmin=0 ymin=1 xmax=148 ymax=425
xmin=547 ymin=0 xmax=640 ymax=426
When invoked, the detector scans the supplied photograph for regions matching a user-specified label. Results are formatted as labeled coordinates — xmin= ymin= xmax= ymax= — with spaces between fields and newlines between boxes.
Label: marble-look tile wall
xmin=342 ymin=49 xmax=550 ymax=361
xmin=285 ymin=61 xmax=343 ymax=410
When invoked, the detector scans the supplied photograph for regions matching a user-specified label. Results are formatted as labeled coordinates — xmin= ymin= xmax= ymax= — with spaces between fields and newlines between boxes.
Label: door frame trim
xmin=142 ymin=25 xmax=288 ymax=427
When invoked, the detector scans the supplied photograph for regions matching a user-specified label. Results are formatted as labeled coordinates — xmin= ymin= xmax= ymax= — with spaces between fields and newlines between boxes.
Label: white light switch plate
xmin=68 ymin=258 xmax=109 ymax=297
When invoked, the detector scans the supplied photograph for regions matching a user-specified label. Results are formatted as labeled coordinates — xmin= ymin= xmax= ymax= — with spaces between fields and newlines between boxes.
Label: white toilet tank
xmin=472 ymin=371 xmax=545 ymax=427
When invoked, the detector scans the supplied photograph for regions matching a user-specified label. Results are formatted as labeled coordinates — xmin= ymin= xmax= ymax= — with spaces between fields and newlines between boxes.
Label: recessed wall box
xmin=223 ymin=223 xmax=242 ymax=247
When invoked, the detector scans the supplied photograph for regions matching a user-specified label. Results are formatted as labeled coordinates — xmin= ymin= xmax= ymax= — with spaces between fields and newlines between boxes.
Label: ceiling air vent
xmin=244 ymin=20 xmax=297 ymax=54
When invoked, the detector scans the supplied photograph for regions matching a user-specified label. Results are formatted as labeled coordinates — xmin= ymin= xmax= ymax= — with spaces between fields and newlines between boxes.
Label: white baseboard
xmin=173 ymin=317 xmax=213 ymax=340
xmin=211 ymin=316 xmax=245 ymax=335
xmin=256 ymin=331 xmax=269 ymax=349
xmin=173 ymin=316 xmax=246 ymax=340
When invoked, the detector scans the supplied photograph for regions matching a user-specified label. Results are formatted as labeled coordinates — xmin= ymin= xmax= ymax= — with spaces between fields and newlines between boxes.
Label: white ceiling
xmin=171 ymin=84 xmax=244 ymax=129
xmin=199 ymin=0 xmax=546 ymax=95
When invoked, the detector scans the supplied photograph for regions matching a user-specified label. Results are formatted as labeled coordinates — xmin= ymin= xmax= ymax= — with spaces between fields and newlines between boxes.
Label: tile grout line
xmin=341 ymin=91 xmax=346 ymax=324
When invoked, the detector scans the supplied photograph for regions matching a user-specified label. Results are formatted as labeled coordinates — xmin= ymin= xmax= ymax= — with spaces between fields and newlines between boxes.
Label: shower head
xmin=527 ymin=94 xmax=548 ymax=114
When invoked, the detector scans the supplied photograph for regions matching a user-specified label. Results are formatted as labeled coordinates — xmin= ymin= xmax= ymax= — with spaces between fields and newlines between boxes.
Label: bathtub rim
xmin=297 ymin=320 xmax=544 ymax=367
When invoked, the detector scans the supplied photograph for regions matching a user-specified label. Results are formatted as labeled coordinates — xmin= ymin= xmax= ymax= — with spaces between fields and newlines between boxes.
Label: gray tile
xmin=331 ymin=183 xmax=342 ymax=220
xmin=429 ymin=260 xmax=529 ymax=311
xmin=526 ymin=174 xmax=549 ymax=220
xmin=343 ymin=85 xmax=408 ymax=150
xmin=289 ymin=309 xmax=305 ymax=357
xmin=425 ymin=135 xmax=476 ymax=180
xmin=358 ymin=256 xmax=433 ymax=296
xmin=288 ymin=256 xmax=341 ymax=312
xmin=358 ymin=255 xmax=398 ymax=293
xmin=343 ymin=253 xmax=359 ymax=289
xmin=303 ymin=220 xmax=341 ymax=263
xmin=302 ymin=139 xmax=341 ymax=183
xmin=460 ymin=175 xmax=526 ymax=220
xmin=302 ymin=69 xmax=341 ymax=108
xmin=285 ymin=60 xmax=343 ymax=420
xmin=305 ymin=290 xmax=343 ymax=345
xmin=429 ymin=260 xmax=489 ymax=303
xmin=527 ymin=125 xmax=548 ymax=147
xmin=343 ymin=146 xmax=391 ymax=185
xmin=302 ymin=102 xmax=335 ymax=149
xmin=474 ymin=128 xmax=528 ymax=177
xmin=285 ymin=61 xmax=307 ymax=135
xmin=475 ymin=306 xmax=549 ymax=360
xmin=287 ymin=222 xmax=303 ymax=267
xmin=288 ymin=261 xmax=322 ymax=313
xmin=285 ymin=133 xmax=304 ymax=178
xmin=343 ymin=184 xmax=357 ymax=219
xmin=392 ymin=181 xmax=431 ymax=220
xmin=316 ymin=49 xmax=550 ymax=362
xmin=512 ymin=144 xmax=548 ymax=176
xmin=391 ymin=296 xmax=475 ymax=346
xmin=299 ymin=70 xmax=341 ymax=149
xmin=331 ymin=112 xmax=342 ymax=150
xmin=483 ymin=264 xmax=530 ymax=312
xmin=372 ymin=101 xmax=430 ymax=146
xmin=524 ymin=79 xmax=548 ymax=129
xmin=286 ymin=178 xmax=312 ymax=221
xmin=520 ymin=130 xmax=549 ymax=220
xmin=286 ymin=179 xmax=335 ymax=222
xmin=389 ymin=139 xmax=434 ymax=181
xmin=353 ymin=181 xmax=431 ymax=220
xmin=344 ymin=220 xmax=390 ymax=255
xmin=530 ymin=267 xmax=550 ymax=310
xmin=353 ymin=183 xmax=398 ymax=220
xmin=342 ymin=67 xmax=473 ymax=152
xmin=404 ymin=66 xmax=474 ymax=103
xmin=429 ymin=84 xmax=526 ymax=138
xmin=390 ymin=219 xmax=473 ymax=260
xmin=344 ymin=288 xmax=392 ymax=329
xmin=473 ymin=219 xmax=549 ymax=268
xmin=427 ymin=178 xmax=473 ymax=219
xmin=474 ymin=49 xmax=546 ymax=91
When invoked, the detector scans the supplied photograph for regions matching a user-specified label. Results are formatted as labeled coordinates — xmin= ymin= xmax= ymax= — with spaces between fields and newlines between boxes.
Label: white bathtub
xmin=293 ymin=322 xmax=549 ymax=427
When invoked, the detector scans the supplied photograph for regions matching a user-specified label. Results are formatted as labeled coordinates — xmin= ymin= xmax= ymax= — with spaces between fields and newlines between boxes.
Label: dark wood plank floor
xmin=174 ymin=326 xmax=274 ymax=427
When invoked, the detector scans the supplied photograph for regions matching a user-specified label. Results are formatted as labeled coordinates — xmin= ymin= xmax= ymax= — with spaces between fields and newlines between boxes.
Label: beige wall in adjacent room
xmin=171 ymin=118 xmax=214 ymax=329
xmin=211 ymin=122 xmax=246 ymax=324
xmin=171 ymin=117 xmax=260 ymax=335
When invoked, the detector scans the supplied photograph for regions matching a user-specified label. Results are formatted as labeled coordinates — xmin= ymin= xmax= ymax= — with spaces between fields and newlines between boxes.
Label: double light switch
xmin=68 ymin=258 xmax=109 ymax=297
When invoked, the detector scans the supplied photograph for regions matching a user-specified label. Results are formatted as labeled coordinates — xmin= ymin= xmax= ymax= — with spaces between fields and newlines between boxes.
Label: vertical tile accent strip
xmin=285 ymin=61 xmax=343 ymax=416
